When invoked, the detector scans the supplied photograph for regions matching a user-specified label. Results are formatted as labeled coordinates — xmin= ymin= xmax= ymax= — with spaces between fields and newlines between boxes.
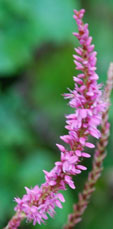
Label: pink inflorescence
xmin=14 ymin=9 xmax=106 ymax=227
xmin=15 ymin=186 xmax=65 ymax=225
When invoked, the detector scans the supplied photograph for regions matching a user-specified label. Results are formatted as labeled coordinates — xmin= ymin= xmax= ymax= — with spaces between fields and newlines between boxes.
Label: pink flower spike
xmin=6 ymin=9 xmax=107 ymax=229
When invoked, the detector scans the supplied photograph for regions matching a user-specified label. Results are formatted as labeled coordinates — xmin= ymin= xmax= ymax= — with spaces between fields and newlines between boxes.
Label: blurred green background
xmin=0 ymin=0 xmax=113 ymax=228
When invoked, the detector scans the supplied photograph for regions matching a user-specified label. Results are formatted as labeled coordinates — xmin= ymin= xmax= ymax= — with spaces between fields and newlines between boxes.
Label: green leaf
xmin=17 ymin=149 xmax=58 ymax=187
xmin=0 ymin=0 xmax=80 ymax=74
xmin=35 ymin=0 xmax=80 ymax=43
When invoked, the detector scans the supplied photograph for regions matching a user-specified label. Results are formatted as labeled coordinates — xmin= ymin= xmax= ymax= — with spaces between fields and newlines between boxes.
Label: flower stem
xmin=4 ymin=212 xmax=25 ymax=229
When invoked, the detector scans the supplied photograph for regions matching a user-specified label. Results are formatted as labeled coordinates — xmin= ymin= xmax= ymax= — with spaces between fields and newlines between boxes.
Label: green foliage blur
xmin=0 ymin=0 xmax=113 ymax=228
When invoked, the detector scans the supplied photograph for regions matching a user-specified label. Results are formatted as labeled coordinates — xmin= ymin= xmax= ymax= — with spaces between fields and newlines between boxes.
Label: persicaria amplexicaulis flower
xmin=5 ymin=9 xmax=107 ymax=229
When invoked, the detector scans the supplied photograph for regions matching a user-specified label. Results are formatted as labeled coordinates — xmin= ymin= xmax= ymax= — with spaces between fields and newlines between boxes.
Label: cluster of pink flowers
xmin=15 ymin=186 xmax=65 ymax=225
xmin=13 ymin=9 xmax=106 ymax=227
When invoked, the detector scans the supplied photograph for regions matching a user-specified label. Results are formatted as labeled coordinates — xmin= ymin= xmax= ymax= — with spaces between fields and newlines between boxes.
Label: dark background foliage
xmin=0 ymin=0 xmax=113 ymax=228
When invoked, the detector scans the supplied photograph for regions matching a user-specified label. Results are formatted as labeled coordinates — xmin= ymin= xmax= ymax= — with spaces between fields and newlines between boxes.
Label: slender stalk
xmin=4 ymin=212 xmax=25 ymax=229
xmin=64 ymin=63 xmax=113 ymax=229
